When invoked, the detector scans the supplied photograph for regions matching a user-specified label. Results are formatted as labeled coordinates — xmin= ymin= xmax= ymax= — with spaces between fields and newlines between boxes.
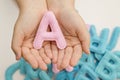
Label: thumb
xmin=71 ymin=11 xmax=90 ymax=54
xmin=11 ymin=22 xmax=24 ymax=60
xmin=77 ymin=22 xmax=90 ymax=54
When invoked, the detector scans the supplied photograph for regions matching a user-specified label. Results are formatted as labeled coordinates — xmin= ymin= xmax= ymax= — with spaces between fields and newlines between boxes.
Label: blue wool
xmin=90 ymin=25 xmax=108 ymax=54
xmin=55 ymin=71 xmax=67 ymax=80
xmin=5 ymin=62 xmax=21 ymax=80
xmin=95 ymin=51 xmax=120 ymax=80
xmin=87 ymin=53 xmax=98 ymax=70
xmin=94 ymin=53 xmax=104 ymax=61
xmin=5 ymin=26 xmax=120 ymax=80
xmin=24 ymin=76 xmax=31 ymax=80
xmin=74 ymin=64 xmax=98 ymax=80
xmin=19 ymin=58 xmax=26 ymax=74
xmin=107 ymin=27 xmax=120 ymax=50
xmin=39 ymin=71 xmax=51 ymax=80
xmin=24 ymin=62 xmax=40 ymax=79
xmin=99 ymin=28 xmax=109 ymax=42
xmin=66 ymin=71 xmax=75 ymax=80
xmin=47 ymin=64 xmax=54 ymax=78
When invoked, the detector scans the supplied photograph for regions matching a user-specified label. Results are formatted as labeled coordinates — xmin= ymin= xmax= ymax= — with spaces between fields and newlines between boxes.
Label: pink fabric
xmin=33 ymin=11 xmax=66 ymax=49
xmin=52 ymin=64 xmax=73 ymax=74
xmin=65 ymin=65 xmax=74 ymax=72
xmin=52 ymin=64 xmax=60 ymax=74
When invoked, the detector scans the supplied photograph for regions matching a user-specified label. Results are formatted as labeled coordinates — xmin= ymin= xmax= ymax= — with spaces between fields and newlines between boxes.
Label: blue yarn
xmin=5 ymin=26 xmax=120 ymax=80
xmin=5 ymin=60 xmax=22 ymax=80
xmin=74 ymin=75 xmax=90 ymax=80
xmin=90 ymin=26 xmax=108 ymax=54
xmin=19 ymin=58 xmax=26 ymax=74
xmin=25 ymin=62 xmax=40 ymax=79
xmin=87 ymin=53 xmax=98 ymax=70
xmin=89 ymin=25 xmax=97 ymax=37
xmin=99 ymin=28 xmax=109 ymax=42
xmin=94 ymin=53 xmax=104 ymax=61
xmin=55 ymin=71 xmax=67 ymax=80
xmin=114 ymin=51 xmax=120 ymax=78
xmin=47 ymin=64 xmax=54 ymax=78
xmin=107 ymin=27 xmax=120 ymax=50
xmin=39 ymin=71 xmax=51 ymax=80
xmin=66 ymin=71 xmax=75 ymax=80
xmin=74 ymin=64 xmax=98 ymax=80
xmin=24 ymin=75 xmax=31 ymax=80
xmin=95 ymin=51 xmax=120 ymax=80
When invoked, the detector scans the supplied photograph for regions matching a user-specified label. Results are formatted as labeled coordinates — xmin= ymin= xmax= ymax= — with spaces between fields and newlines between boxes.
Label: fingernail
xmin=52 ymin=64 xmax=60 ymax=74
xmin=87 ymin=49 xmax=90 ymax=55
xmin=65 ymin=65 xmax=73 ymax=72
xmin=15 ymin=54 xmax=20 ymax=60
xmin=15 ymin=54 xmax=18 ymax=60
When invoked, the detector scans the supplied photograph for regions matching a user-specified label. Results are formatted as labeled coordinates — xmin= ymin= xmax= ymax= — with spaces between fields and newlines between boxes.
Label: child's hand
xmin=11 ymin=0 xmax=52 ymax=70
xmin=47 ymin=0 xmax=90 ymax=70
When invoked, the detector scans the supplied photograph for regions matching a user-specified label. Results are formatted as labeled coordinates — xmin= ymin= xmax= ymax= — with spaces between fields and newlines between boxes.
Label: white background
xmin=0 ymin=0 xmax=120 ymax=80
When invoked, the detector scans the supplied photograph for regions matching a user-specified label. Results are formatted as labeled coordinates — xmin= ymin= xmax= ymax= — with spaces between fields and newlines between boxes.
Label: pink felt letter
xmin=33 ymin=11 xmax=66 ymax=49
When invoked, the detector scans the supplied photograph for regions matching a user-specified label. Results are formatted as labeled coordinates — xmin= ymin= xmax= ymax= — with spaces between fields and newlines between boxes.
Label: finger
xmin=77 ymin=24 xmax=90 ymax=54
xmin=72 ymin=13 xmax=90 ymax=54
xmin=70 ymin=44 xmax=82 ymax=66
xmin=60 ymin=47 xmax=73 ymax=69
xmin=11 ymin=23 xmax=24 ymax=60
xmin=51 ymin=42 xmax=58 ymax=63
xmin=52 ymin=64 xmax=60 ymax=74
xmin=39 ymin=48 xmax=51 ymax=64
xmin=81 ymin=39 xmax=90 ymax=54
xmin=44 ymin=43 xmax=53 ymax=59
xmin=22 ymin=47 xmax=38 ymax=68
xmin=31 ymin=49 xmax=47 ymax=70
xmin=57 ymin=49 xmax=64 ymax=70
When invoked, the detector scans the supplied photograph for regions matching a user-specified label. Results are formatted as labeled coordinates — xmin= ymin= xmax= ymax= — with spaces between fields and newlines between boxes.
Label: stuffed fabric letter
xmin=33 ymin=11 xmax=66 ymax=49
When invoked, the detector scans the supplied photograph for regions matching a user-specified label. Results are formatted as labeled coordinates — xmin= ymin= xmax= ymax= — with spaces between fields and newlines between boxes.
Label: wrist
xmin=47 ymin=0 xmax=75 ymax=15
xmin=16 ymin=0 xmax=47 ymax=13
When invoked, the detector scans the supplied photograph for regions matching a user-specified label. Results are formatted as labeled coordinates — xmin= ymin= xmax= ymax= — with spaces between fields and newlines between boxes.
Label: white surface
xmin=0 ymin=0 xmax=120 ymax=80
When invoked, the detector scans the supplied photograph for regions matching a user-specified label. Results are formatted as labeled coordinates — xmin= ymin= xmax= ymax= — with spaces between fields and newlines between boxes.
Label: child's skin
xmin=11 ymin=0 xmax=90 ymax=71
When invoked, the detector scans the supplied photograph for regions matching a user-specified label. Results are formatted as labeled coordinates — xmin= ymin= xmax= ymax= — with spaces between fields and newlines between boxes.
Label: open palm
xmin=12 ymin=10 xmax=53 ymax=70
xmin=51 ymin=9 xmax=90 ymax=70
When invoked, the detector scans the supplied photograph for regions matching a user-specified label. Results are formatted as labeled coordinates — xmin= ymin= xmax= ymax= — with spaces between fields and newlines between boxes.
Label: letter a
xmin=33 ymin=11 xmax=66 ymax=49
